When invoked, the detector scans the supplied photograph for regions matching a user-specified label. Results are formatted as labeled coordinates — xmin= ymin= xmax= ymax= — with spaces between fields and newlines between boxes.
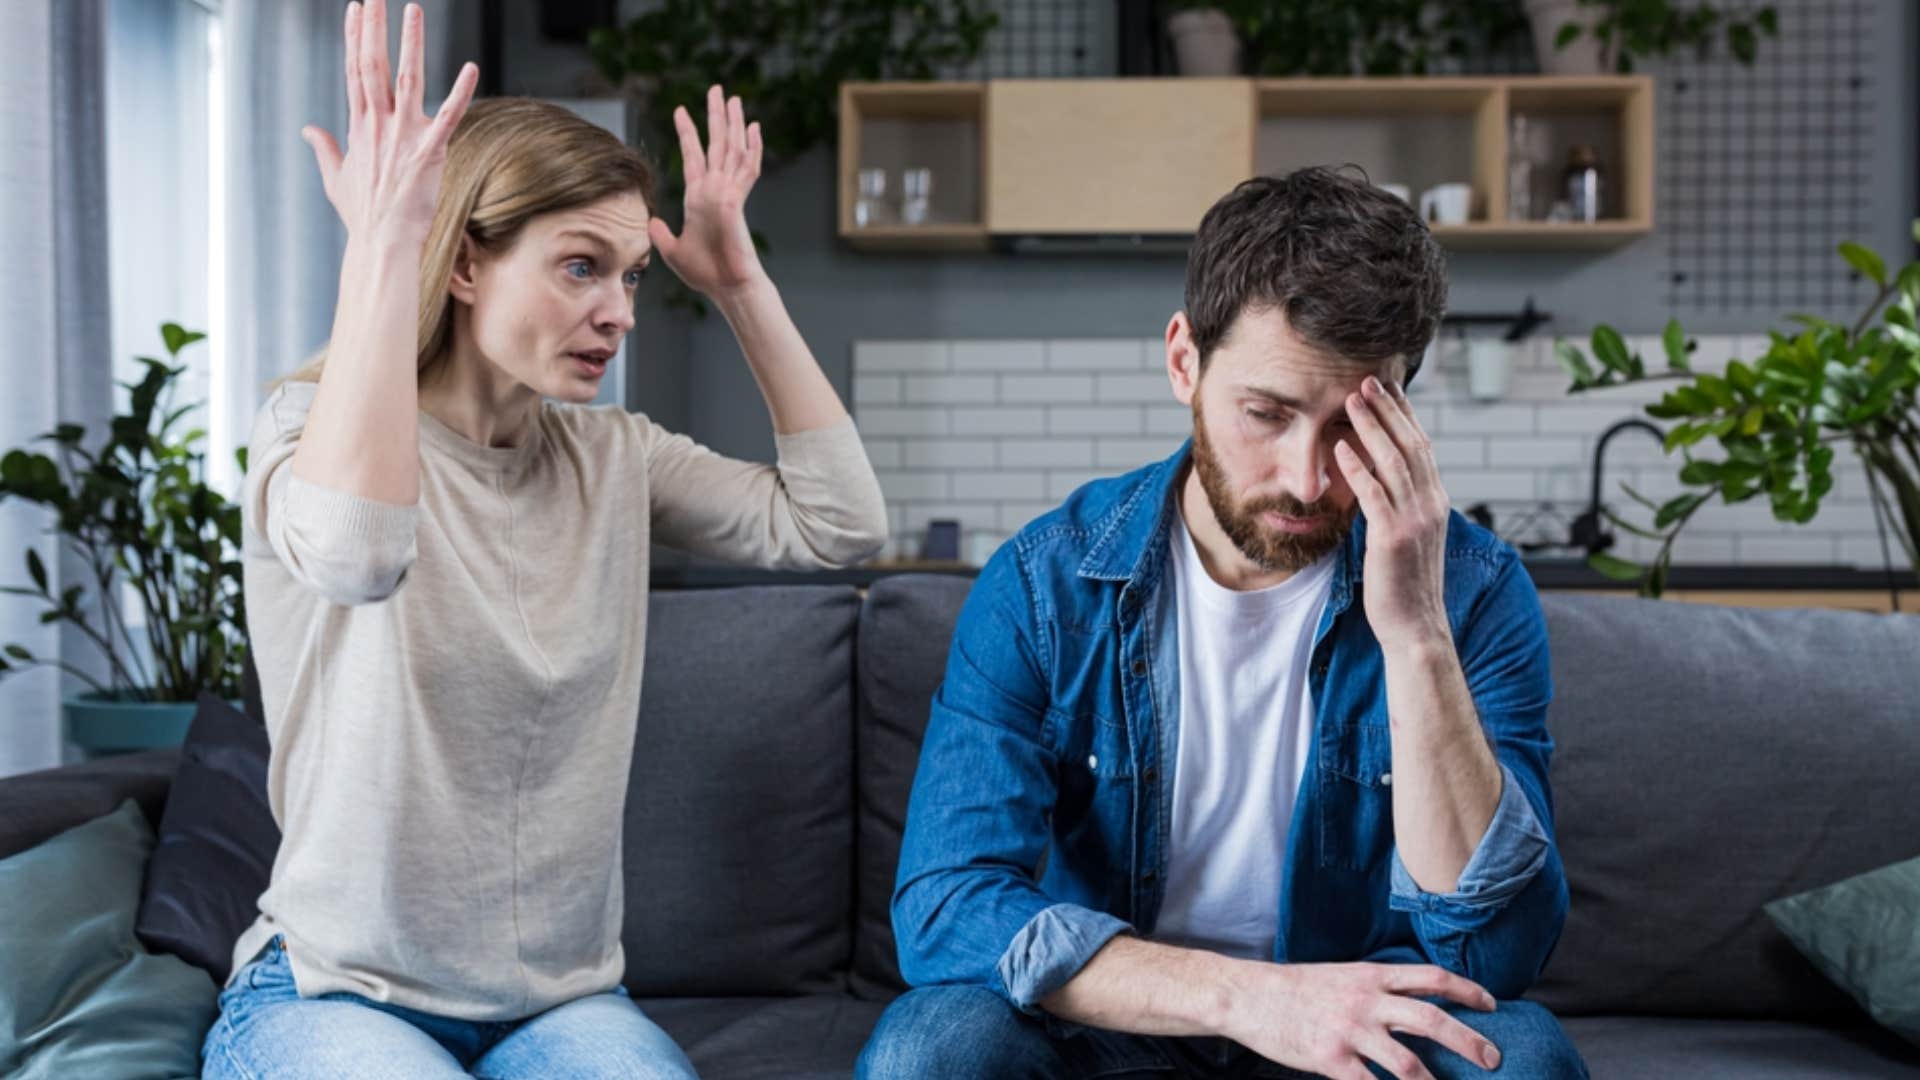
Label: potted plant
xmin=1527 ymin=0 xmax=1777 ymax=75
xmin=1214 ymin=0 xmax=1530 ymax=77
xmin=0 ymin=324 xmax=247 ymax=754
xmin=1165 ymin=1 xmax=1242 ymax=76
xmin=1555 ymin=222 xmax=1920 ymax=597
xmin=584 ymin=0 xmax=997 ymax=314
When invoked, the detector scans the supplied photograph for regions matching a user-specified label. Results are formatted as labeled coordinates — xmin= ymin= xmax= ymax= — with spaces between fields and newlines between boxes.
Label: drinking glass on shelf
xmin=900 ymin=166 xmax=934 ymax=226
xmin=855 ymin=167 xmax=892 ymax=227
xmin=1507 ymin=113 xmax=1552 ymax=222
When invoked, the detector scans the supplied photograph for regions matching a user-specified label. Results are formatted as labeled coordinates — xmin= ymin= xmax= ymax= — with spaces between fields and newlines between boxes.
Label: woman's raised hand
xmin=301 ymin=0 xmax=479 ymax=243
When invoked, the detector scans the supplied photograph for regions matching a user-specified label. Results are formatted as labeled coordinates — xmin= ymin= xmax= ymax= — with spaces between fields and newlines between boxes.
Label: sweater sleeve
xmin=243 ymin=385 xmax=419 ymax=606
xmin=637 ymin=413 xmax=888 ymax=570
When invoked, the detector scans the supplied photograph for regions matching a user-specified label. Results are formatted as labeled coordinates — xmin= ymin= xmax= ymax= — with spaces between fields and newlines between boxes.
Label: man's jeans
xmin=200 ymin=937 xmax=698 ymax=1079
xmin=858 ymin=984 xmax=1590 ymax=1080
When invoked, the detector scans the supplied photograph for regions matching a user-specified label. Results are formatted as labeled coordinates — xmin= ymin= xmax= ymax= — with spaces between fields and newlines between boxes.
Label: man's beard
xmin=1189 ymin=403 xmax=1355 ymax=573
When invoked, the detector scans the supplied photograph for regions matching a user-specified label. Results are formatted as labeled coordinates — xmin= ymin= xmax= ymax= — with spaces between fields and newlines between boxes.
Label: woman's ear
xmin=447 ymin=234 xmax=481 ymax=305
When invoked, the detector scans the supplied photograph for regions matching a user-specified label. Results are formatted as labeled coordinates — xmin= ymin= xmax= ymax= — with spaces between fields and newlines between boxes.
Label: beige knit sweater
xmin=231 ymin=381 xmax=886 ymax=1021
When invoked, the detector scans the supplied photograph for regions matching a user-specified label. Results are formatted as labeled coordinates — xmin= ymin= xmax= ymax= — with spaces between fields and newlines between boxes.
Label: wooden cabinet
xmin=984 ymin=79 xmax=1253 ymax=235
xmin=840 ymin=76 xmax=1654 ymax=253
xmin=1553 ymin=588 xmax=1913 ymax=613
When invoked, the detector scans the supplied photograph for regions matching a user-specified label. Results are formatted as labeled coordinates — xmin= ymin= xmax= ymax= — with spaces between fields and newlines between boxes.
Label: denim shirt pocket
xmin=1317 ymin=722 xmax=1396 ymax=872
xmin=1053 ymin=707 xmax=1135 ymax=782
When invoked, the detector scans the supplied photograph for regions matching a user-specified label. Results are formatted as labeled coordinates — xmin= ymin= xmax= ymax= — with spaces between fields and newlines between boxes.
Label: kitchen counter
xmin=652 ymin=559 xmax=1919 ymax=594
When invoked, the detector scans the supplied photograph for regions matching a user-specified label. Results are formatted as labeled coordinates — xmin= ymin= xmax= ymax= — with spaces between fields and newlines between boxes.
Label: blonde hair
xmin=278 ymin=97 xmax=657 ymax=387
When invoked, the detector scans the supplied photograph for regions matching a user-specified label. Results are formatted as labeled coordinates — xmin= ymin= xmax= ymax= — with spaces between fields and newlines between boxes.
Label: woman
xmin=200 ymin=1 xmax=887 ymax=1075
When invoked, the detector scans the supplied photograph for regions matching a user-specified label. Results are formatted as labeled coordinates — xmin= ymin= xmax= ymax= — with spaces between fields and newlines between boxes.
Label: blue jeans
xmin=857 ymin=985 xmax=1589 ymax=1080
xmin=200 ymin=937 xmax=698 ymax=1079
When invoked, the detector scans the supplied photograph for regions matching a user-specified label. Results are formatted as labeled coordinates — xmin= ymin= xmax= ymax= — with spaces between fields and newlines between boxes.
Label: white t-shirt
xmin=1153 ymin=509 xmax=1337 ymax=961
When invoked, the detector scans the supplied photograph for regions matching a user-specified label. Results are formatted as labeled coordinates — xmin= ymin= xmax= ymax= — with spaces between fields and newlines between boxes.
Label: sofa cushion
xmin=1561 ymin=1016 xmax=1920 ymax=1078
xmin=851 ymin=574 xmax=974 ymax=999
xmin=135 ymin=692 xmax=279 ymax=983
xmin=0 ymin=799 xmax=219 ymax=1078
xmin=621 ymin=586 xmax=860 ymax=997
xmin=641 ymin=995 xmax=888 ymax=1080
xmin=1533 ymin=595 xmax=1920 ymax=1019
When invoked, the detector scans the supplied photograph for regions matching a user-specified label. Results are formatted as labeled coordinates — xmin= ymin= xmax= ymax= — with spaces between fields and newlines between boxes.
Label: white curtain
xmin=0 ymin=0 xmax=115 ymax=776
xmin=215 ymin=0 xmax=456 ymax=493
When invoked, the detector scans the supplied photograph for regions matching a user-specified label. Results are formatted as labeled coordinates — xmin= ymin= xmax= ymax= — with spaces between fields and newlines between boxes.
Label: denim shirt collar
xmin=1074 ymin=440 xmax=1367 ymax=619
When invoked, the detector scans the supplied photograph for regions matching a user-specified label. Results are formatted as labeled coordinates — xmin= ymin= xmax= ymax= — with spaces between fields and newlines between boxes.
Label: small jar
xmin=1562 ymin=144 xmax=1603 ymax=223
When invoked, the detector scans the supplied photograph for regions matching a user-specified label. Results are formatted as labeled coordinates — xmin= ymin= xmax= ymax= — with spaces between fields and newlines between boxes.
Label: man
xmin=858 ymin=167 xmax=1586 ymax=1080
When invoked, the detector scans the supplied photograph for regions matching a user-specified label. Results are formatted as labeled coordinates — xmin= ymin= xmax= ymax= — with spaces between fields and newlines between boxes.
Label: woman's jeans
xmin=200 ymin=936 xmax=699 ymax=1079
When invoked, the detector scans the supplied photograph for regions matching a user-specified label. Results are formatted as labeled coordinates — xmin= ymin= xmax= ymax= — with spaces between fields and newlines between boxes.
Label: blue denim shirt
xmin=891 ymin=441 xmax=1567 ymax=1014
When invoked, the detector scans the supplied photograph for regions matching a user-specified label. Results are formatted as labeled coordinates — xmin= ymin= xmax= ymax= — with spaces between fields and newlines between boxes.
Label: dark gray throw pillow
xmin=134 ymin=691 xmax=279 ymax=982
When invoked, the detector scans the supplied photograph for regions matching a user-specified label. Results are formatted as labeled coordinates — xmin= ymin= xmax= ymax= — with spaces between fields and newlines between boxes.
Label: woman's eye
xmin=566 ymin=259 xmax=594 ymax=279
xmin=624 ymin=268 xmax=646 ymax=288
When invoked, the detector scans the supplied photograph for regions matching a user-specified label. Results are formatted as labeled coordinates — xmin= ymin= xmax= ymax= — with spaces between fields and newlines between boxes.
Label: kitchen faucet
xmin=1568 ymin=419 xmax=1667 ymax=555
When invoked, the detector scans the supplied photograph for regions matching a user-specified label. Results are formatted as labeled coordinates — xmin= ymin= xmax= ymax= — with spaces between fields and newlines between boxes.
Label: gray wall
xmin=498 ymin=2 xmax=1917 ymax=465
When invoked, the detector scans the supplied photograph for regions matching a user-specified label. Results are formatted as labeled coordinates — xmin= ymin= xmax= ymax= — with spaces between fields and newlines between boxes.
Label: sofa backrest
xmin=1532 ymin=593 xmax=1920 ymax=1019
xmin=850 ymin=575 xmax=974 ymax=998
xmin=620 ymin=585 xmax=861 ymax=997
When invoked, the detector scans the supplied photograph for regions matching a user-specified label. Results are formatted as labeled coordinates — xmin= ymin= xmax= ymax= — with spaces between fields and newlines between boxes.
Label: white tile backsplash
xmin=854 ymin=335 xmax=1895 ymax=568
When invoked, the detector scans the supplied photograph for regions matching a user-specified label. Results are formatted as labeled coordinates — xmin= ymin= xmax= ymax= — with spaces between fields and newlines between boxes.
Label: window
xmin=104 ymin=0 xmax=229 ymax=493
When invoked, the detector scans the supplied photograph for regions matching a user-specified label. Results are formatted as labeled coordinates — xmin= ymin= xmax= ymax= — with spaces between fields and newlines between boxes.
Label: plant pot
xmin=63 ymin=692 xmax=200 ymax=757
xmin=1524 ymin=0 xmax=1609 ymax=75
xmin=1168 ymin=9 xmax=1242 ymax=77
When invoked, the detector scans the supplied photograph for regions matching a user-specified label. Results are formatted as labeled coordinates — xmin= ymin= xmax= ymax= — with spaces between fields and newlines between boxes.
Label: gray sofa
xmin=3 ymin=578 xmax=1918 ymax=1078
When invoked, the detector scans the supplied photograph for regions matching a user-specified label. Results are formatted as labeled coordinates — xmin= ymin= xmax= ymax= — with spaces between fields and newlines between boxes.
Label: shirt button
xmin=1380 ymin=772 xmax=1393 ymax=786
xmin=1143 ymin=766 xmax=1158 ymax=784
xmin=1131 ymin=659 xmax=1148 ymax=676
xmin=1087 ymin=754 xmax=1099 ymax=770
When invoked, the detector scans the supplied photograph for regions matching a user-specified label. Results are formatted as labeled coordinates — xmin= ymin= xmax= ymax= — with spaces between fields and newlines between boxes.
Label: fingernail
xmin=1483 ymin=1045 xmax=1501 ymax=1069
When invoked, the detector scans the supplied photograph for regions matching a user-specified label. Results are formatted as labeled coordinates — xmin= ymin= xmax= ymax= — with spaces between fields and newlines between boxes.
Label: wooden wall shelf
xmin=839 ymin=76 xmax=1654 ymax=253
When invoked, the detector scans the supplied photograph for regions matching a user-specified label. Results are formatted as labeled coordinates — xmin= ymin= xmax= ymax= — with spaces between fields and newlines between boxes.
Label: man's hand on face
xmin=1332 ymin=374 xmax=1453 ymax=654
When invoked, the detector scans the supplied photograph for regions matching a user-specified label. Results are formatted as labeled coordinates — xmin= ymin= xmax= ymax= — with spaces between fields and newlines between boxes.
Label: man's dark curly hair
xmin=1184 ymin=165 xmax=1449 ymax=384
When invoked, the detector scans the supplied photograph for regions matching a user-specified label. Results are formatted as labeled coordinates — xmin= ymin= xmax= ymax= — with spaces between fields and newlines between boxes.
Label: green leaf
xmin=1839 ymin=242 xmax=1887 ymax=288
xmin=160 ymin=323 xmax=206 ymax=356
xmin=1726 ymin=360 xmax=1759 ymax=395
xmin=1654 ymin=492 xmax=1707 ymax=529
xmin=1588 ymin=552 xmax=1644 ymax=582
xmin=1696 ymin=374 xmax=1737 ymax=409
xmin=26 ymin=548 xmax=47 ymax=593
xmin=1738 ymin=405 xmax=1766 ymax=436
xmin=1556 ymin=341 xmax=1597 ymax=386
xmin=1664 ymin=423 xmax=1706 ymax=452
xmin=3 ymin=644 xmax=32 ymax=662
xmin=1662 ymin=319 xmax=1691 ymax=372
xmin=1554 ymin=22 xmax=1581 ymax=49
xmin=1679 ymin=459 xmax=1724 ymax=485
xmin=1642 ymin=558 xmax=1671 ymax=599
xmin=1592 ymin=326 xmax=1634 ymax=375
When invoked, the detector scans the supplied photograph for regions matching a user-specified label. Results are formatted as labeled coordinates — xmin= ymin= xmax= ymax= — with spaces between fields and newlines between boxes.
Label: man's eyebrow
xmin=555 ymin=228 xmax=651 ymax=264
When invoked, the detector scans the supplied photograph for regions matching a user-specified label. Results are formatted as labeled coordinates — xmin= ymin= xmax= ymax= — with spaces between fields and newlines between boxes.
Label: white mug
xmin=1377 ymin=182 xmax=1412 ymax=204
xmin=1419 ymin=182 xmax=1472 ymax=225
xmin=1467 ymin=339 xmax=1515 ymax=402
